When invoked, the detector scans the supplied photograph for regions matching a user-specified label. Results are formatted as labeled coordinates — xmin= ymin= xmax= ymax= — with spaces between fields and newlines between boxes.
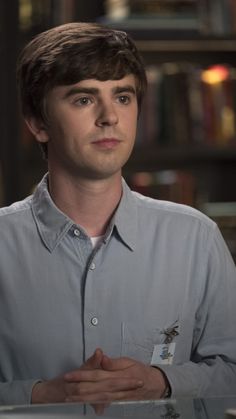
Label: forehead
xmin=75 ymin=74 xmax=137 ymax=88
xmin=50 ymin=74 xmax=137 ymax=98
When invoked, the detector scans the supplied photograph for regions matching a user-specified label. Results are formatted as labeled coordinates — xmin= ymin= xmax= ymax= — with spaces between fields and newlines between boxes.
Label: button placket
xmin=90 ymin=262 xmax=96 ymax=270
xmin=84 ymin=253 xmax=101 ymax=349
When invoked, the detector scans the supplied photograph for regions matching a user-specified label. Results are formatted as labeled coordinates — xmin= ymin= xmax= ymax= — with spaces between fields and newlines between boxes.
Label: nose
xmin=95 ymin=101 xmax=118 ymax=127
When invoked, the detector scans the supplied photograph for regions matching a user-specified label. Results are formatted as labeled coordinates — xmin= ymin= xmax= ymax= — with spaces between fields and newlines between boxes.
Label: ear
xmin=25 ymin=116 xmax=49 ymax=143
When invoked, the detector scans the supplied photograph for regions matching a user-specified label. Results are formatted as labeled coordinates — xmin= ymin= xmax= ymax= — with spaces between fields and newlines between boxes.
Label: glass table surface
xmin=0 ymin=397 xmax=236 ymax=419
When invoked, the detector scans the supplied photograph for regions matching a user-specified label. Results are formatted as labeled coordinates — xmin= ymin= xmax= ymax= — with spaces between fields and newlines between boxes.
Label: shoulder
xmin=131 ymin=190 xmax=216 ymax=230
xmin=0 ymin=195 xmax=33 ymax=225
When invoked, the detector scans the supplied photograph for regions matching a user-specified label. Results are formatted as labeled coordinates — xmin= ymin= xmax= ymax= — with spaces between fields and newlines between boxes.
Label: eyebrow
xmin=62 ymin=84 xmax=136 ymax=99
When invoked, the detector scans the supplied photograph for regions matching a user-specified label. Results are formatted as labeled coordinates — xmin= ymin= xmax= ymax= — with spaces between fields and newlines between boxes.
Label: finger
xmin=101 ymin=355 xmax=135 ymax=371
xmin=65 ymin=361 xmax=141 ymax=383
xmin=82 ymin=348 xmax=104 ymax=370
xmin=65 ymin=387 xmax=141 ymax=403
xmin=91 ymin=403 xmax=109 ymax=415
xmin=66 ymin=377 xmax=143 ymax=399
xmin=64 ymin=368 xmax=109 ymax=383
xmin=64 ymin=349 xmax=104 ymax=382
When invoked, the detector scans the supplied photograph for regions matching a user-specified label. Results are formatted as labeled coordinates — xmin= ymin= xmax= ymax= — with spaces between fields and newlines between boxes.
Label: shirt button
xmin=90 ymin=262 xmax=96 ymax=270
xmin=74 ymin=229 xmax=80 ymax=237
xmin=91 ymin=317 xmax=98 ymax=326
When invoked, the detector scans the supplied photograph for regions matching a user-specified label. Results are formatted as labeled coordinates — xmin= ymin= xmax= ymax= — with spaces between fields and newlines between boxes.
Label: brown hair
xmin=17 ymin=22 xmax=147 ymax=121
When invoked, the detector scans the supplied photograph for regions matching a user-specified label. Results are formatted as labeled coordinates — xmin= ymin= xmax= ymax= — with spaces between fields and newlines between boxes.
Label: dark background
xmin=0 ymin=0 xmax=105 ymax=205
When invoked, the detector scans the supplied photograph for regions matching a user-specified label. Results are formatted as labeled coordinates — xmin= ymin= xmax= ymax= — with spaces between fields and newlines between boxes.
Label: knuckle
xmin=75 ymin=384 xmax=86 ymax=396
xmin=98 ymin=392 xmax=111 ymax=402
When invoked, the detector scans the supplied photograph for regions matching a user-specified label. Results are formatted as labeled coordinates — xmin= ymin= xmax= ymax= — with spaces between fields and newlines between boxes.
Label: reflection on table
xmin=0 ymin=397 xmax=236 ymax=419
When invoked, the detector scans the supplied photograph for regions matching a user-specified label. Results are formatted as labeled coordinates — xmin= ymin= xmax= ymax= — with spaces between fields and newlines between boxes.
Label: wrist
xmin=162 ymin=382 xmax=171 ymax=398
xmin=160 ymin=372 xmax=171 ymax=398
xmin=151 ymin=366 xmax=171 ymax=399
xmin=31 ymin=381 xmax=45 ymax=404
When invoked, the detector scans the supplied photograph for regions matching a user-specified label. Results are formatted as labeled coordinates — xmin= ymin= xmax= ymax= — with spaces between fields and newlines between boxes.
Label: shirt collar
xmin=32 ymin=174 xmax=138 ymax=252
xmin=110 ymin=178 xmax=138 ymax=251
xmin=32 ymin=174 xmax=74 ymax=252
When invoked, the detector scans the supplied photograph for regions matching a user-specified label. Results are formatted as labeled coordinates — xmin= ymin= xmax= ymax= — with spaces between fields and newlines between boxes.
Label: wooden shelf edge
xmin=135 ymin=39 xmax=236 ymax=52
xmin=124 ymin=146 xmax=236 ymax=172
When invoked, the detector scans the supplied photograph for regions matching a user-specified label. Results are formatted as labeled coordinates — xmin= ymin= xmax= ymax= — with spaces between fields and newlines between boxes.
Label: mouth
xmin=91 ymin=138 xmax=121 ymax=149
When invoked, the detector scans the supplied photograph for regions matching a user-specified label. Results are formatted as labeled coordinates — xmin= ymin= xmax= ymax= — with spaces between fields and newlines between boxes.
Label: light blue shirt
xmin=0 ymin=174 xmax=235 ymax=404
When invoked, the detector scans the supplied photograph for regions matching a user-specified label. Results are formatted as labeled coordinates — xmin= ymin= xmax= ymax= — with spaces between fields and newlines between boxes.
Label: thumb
xmin=82 ymin=348 xmax=104 ymax=370
xmin=64 ymin=349 xmax=104 ymax=383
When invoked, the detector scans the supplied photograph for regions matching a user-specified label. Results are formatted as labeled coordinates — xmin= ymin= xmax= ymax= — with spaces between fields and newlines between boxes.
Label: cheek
xmin=123 ymin=108 xmax=138 ymax=127
xmin=128 ymin=115 xmax=138 ymax=137
xmin=48 ymin=117 xmax=79 ymax=140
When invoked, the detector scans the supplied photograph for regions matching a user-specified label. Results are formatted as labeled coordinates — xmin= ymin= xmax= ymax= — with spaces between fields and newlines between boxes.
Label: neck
xmin=48 ymin=171 xmax=123 ymax=237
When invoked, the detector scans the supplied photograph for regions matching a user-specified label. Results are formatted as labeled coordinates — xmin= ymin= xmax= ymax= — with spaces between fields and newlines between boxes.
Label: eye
xmin=74 ymin=96 xmax=93 ymax=106
xmin=117 ymin=95 xmax=130 ymax=105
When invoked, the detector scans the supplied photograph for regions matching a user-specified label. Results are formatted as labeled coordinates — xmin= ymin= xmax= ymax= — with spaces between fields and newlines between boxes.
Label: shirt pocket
xmin=121 ymin=320 xmax=180 ymax=365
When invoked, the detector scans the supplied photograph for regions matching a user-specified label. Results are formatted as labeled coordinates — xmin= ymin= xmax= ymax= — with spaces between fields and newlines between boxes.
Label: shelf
xmin=103 ymin=8 xmax=236 ymax=206
xmin=135 ymin=38 xmax=236 ymax=63
xmin=124 ymin=146 xmax=236 ymax=172
xmin=102 ymin=17 xmax=236 ymax=58
xmin=135 ymin=39 xmax=236 ymax=53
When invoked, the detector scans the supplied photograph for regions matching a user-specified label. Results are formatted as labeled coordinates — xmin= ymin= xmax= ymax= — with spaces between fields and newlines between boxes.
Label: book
xmin=128 ymin=0 xmax=197 ymax=15
xmin=136 ymin=63 xmax=236 ymax=148
xmin=127 ymin=170 xmax=196 ymax=206
xmin=104 ymin=0 xmax=236 ymax=35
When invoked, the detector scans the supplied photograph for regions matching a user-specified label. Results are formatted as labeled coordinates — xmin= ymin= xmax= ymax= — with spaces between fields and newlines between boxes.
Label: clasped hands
xmin=32 ymin=348 xmax=168 ymax=405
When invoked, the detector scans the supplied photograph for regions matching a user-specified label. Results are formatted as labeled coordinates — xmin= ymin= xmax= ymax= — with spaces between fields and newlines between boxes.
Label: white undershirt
xmin=90 ymin=235 xmax=104 ymax=248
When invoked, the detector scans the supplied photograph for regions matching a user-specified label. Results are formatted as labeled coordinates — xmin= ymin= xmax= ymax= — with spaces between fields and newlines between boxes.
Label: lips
xmin=91 ymin=138 xmax=121 ymax=149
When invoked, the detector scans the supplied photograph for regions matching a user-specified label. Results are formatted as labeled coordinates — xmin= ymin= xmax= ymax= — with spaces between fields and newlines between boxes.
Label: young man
xmin=0 ymin=22 xmax=235 ymax=405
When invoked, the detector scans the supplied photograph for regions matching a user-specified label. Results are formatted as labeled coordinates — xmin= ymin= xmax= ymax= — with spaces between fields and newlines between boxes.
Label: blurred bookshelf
xmin=203 ymin=202 xmax=236 ymax=263
xmin=104 ymin=0 xmax=236 ymax=35
xmin=104 ymin=0 xmax=236 ymax=260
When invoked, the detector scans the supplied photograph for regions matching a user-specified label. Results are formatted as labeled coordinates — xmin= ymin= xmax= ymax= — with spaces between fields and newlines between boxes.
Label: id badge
xmin=151 ymin=342 xmax=176 ymax=365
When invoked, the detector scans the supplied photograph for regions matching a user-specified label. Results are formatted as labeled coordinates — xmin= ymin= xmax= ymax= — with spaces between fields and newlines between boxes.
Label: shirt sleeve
xmin=157 ymin=225 xmax=236 ymax=397
xmin=0 ymin=379 xmax=41 ymax=405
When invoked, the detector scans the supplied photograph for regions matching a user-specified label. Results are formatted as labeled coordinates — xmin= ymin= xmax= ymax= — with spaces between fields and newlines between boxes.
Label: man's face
xmin=38 ymin=75 xmax=138 ymax=181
